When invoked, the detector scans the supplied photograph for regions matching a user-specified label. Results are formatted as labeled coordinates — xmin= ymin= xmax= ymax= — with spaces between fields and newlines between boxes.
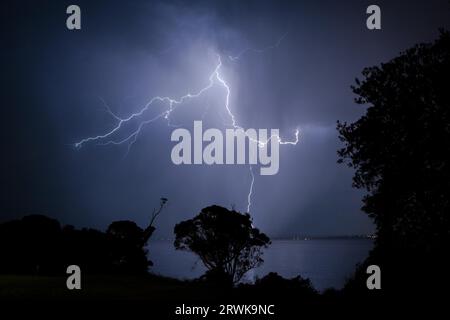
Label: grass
xmin=0 ymin=274 xmax=217 ymax=301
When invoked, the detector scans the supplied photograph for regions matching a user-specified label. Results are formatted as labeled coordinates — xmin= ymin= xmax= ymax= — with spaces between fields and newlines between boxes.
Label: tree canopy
xmin=337 ymin=30 xmax=450 ymax=251
xmin=174 ymin=205 xmax=270 ymax=285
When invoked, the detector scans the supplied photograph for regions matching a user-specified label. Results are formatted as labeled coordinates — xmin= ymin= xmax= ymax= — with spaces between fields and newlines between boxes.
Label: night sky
xmin=2 ymin=0 xmax=450 ymax=238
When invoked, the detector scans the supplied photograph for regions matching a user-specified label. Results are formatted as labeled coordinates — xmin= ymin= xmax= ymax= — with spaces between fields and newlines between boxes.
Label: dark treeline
xmin=0 ymin=198 xmax=168 ymax=275
xmin=0 ymin=204 xmax=319 ymax=304
xmin=0 ymin=214 xmax=151 ymax=275
xmin=339 ymin=30 xmax=450 ymax=299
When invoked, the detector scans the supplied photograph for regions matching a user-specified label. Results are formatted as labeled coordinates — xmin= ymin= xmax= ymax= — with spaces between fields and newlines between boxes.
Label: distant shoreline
xmin=151 ymin=235 xmax=375 ymax=242
xmin=274 ymin=235 xmax=376 ymax=241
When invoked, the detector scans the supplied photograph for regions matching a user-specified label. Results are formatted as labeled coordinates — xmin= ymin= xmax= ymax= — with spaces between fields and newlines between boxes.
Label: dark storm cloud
xmin=2 ymin=0 xmax=450 ymax=236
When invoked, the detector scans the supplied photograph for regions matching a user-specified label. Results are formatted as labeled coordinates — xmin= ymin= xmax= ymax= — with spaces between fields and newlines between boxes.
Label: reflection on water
xmin=148 ymin=239 xmax=373 ymax=291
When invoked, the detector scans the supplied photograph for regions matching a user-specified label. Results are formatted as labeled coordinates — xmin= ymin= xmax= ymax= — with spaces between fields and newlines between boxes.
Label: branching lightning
xmin=75 ymin=37 xmax=299 ymax=213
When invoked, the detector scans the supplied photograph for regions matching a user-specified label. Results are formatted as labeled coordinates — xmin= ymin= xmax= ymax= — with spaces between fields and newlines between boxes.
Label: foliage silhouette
xmin=107 ymin=220 xmax=152 ymax=274
xmin=174 ymin=205 xmax=270 ymax=285
xmin=0 ymin=198 xmax=168 ymax=275
xmin=0 ymin=215 xmax=62 ymax=274
xmin=338 ymin=30 xmax=450 ymax=293
xmin=241 ymin=272 xmax=317 ymax=296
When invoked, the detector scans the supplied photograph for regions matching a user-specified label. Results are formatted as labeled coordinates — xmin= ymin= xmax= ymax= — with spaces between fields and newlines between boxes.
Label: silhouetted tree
xmin=338 ymin=30 xmax=450 ymax=292
xmin=143 ymin=197 xmax=168 ymax=244
xmin=62 ymin=225 xmax=110 ymax=274
xmin=174 ymin=205 xmax=270 ymax=285
xmin=0 ymin=215 xmax=62 ymax=274
xmin=239 ymin=272 xmax=317 ymax=297
xmin=106 ymin=197 xmax=168 ymax=273
xmin=0 ymin=198 xmax=168 ymax=275
xmin=107 ymin=221 xmax=150 ymax=273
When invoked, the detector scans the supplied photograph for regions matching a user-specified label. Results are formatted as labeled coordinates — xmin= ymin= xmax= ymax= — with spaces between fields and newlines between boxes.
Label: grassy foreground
xmin=0 ymin=274 xmax=390 ymax=318
xmin=0 ymin=274 xmax=219 ymax=301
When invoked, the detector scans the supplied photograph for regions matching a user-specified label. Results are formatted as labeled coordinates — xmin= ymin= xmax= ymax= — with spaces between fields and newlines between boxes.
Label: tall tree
xmin=174 ymin=205 xmax=270 ymax=285
xmin=338 ymin=30 xmax=450 ymax=251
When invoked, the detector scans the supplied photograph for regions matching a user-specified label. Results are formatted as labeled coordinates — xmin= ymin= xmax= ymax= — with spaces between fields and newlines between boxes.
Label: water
xmin=148 ymin=239 xmax=373 ymax=291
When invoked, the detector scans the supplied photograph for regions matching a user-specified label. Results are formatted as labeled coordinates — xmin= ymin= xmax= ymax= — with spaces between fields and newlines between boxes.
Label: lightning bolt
xmin=75 ymin=42 xmax=299 ymax=213
xmin=247 ymin=165 xmax=255 ymax=213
